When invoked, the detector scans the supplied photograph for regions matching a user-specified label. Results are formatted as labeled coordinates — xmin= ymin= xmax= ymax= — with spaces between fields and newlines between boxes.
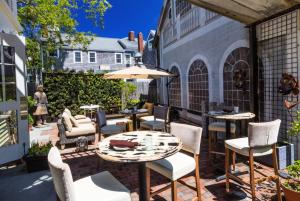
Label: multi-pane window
xmin=223 ymin=47 xmax=250 ymax=112
xmin=176 ymin=0 xmax=192 ymax=16
xmin=115 ymin=53 xmax=122 ymax=64
xmin=0 ymin=45 xmax=16 ymax=102
xmin=188 ymin=60 xmax=209 ymax=111
xmin=169 ymin=66 xmax=181 ymax=107
xmin=74 ymin=51 xmax=82 ymax=63
xmin=89 ymin=52 xmax=96 ymax=63
xmin=125 ymin=54 xmax=131 ymax=65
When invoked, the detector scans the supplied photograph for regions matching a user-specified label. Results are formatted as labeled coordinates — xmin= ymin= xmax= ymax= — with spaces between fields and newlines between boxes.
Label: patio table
xmin=97 ymin=131 xmax=182 ymax=201
xmin=80 ymin=104 xmax=100 ymax=119
xmin=120 ymin=109 xmax=148 ymax=131
xmin=205 ymin=111 xmax=255 ymax=181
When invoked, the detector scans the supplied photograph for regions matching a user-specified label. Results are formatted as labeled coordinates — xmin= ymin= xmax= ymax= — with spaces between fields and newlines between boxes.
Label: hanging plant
xmin=279 ymin=73 xmax=299 ymax=96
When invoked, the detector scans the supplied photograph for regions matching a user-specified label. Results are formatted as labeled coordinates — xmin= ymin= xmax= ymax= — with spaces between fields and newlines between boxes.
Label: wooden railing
xmin=163 ymin=22 xmax=177 ymax=47
xmin=205 ymin=10 xmax=219 ymax=24
xmin=180 ymin=7 xmax=202 ymax=37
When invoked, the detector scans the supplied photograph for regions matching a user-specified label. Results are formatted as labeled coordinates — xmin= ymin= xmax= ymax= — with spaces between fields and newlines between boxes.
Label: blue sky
xmin=75 ymin=0 xmax=163 ymax=39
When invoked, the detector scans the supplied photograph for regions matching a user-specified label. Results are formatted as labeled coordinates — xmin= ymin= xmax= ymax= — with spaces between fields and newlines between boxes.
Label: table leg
xmin=225 ymin=120 xmax=231 ymax=139
xmin=138 ymin=163 xmax=148 ymax=201
xmin=133 ymin=114 xmax=137 ymax=131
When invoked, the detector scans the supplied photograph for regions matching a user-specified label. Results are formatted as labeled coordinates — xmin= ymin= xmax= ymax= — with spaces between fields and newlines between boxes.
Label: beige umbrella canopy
xmin=103 ymin=66 xmax=175 ymax=79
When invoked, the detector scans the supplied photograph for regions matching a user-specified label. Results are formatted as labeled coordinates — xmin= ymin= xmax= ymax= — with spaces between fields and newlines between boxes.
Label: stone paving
xmin=40 ymin=123 xmax=280 ymax=201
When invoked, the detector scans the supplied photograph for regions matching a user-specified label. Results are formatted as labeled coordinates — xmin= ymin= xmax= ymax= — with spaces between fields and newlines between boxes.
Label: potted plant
xmin=24 ymin=142 xmax=52 ymax=173
xmin=281 ymin=160 xmax=300 ymax=201
xmin=28 ymin=114 xmax=34 ymax=131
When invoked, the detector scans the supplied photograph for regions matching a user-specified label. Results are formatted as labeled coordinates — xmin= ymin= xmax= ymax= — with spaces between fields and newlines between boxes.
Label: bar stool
xmin=225 ymin=119 xmax=282 ymax=201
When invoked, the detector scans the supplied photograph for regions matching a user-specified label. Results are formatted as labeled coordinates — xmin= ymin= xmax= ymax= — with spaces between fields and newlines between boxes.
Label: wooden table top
xmin=206 ymin=111 xmax=255 ymax=120
xmin=97 ymin=131 xmax=182 ymax=163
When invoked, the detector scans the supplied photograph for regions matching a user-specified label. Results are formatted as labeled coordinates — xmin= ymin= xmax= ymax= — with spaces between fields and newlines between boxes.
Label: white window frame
xmin=74 ymin=51 xmax=82 ymax=63
xmin=125 ymin=53 xmax=131 ymax=65
xmin=88 ymin=51 xmax=97 ymax=63
xmin=115 ymin=53 xmax=123 ymax=64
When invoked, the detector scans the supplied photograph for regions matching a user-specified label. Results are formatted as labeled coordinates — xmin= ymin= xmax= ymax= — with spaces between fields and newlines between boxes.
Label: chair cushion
xmin=208 ymin=122 xmax=236 ymax=133
xmin=62 ymin=112 xmax=73 ymax=132
xmin=64 ymin=108 xmax=72 ymax=117
xmin=65 ymin=123 xmax=95 ymax=137
xmin=139 ymin=116 xmax=164 ymax=122
xmin=74 ymin=171 xmax=131 ymax=201
xmin=70 ymin=116 xmax=79 ymax=127
xmin=107 ymin=118 xmax=131 ymax=125
xmin=76 ymin=117 xmax=92 ymax=124
xmin=140 ymin=120 xmax=165 ymax=130
xmin=142 ymin=102 xmax=154 ymax=114
xmin=101 ymin=125 xmax=125 ymax=135
xmin=146 ymin=152 xmax=195 ymax=181
xmin=75 ymin=115 xmax=88 ymax=120
xmin=225 ymin=137 xmax=273 ymax=157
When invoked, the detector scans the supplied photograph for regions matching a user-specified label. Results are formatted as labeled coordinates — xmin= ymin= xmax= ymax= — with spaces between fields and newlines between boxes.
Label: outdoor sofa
xmin=57 ymin=109 xmax=96 ymax=149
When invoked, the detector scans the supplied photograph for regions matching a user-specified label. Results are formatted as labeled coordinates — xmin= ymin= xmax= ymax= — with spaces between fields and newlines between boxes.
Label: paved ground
xmin=0 ymin=123 xmax=281 ymax=201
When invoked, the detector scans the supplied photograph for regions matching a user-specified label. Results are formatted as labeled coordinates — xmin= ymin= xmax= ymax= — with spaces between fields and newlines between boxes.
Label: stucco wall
xmin=159 ymin=17 xmax=249 ymax=110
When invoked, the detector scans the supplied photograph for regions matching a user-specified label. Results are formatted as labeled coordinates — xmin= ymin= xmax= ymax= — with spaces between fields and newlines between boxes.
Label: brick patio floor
xmin=45 ymin=123 xmax=281 ymax=201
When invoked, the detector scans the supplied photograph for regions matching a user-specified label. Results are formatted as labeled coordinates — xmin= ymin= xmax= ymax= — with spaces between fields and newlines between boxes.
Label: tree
xmin=17 ymin=0 xmax=111 ymax=69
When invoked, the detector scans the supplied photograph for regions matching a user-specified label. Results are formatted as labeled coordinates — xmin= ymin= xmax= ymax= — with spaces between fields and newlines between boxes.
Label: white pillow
xmin=62 ymin=112 xmax=73 ymax=131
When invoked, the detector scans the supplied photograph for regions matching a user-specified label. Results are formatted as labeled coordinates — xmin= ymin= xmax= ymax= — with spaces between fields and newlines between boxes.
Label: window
xmin=74 ymin=51 xmax=82 ymax=63
xmin=169 ymin=66 xmax=181 ymax=107
xmin=0 ymin=110 xmax=18 ymax=147
xmin=88 ymin=52 xmax=97 ymax=63
xmin=176 ymin=0 xmax=192 ymax=16
xmin=115 ymin=53 xmax=122 ymax=64
xmin=148 ymin=39 xmax=153 ymax=50
xmin=49 ymin=49 xmax=59 ymax=58
xmin=188 ymin=60 xmax=209 ymax=111
xmin=0 ymin=45 xmax=16 ymax=102
xmin=125 ymin=54 xmax=131 ymax=65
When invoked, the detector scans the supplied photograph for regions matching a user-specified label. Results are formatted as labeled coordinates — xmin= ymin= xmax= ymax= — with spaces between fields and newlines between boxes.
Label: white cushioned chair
xmin=225 ymin=119 xmax=282 ymax=201
xmin=64 ymin=108 xmax=92 ymax=124
xmin=146 ymin=122 xmax=203 ymax=201
xmin=48 ymin=146 xmax=131 ymax=201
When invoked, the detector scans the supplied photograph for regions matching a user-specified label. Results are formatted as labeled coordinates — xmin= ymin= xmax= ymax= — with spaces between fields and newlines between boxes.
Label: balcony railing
xmin=205 ymin=10 xmax=219 ymax=24
xmin=180 ymin=7 xmax=201 ymax=37
xmin=163 ymin=22 xmax=177 ymax=47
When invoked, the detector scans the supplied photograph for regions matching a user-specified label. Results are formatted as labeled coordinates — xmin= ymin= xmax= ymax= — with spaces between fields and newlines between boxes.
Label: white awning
xmin=187 ymin=0 xmax=300 ymax=24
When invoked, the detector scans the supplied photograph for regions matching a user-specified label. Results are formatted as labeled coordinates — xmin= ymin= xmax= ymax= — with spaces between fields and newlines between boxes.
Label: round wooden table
xmin=97 ymin=131 xmax=182 ymax=201
xmin=120 ymin=109 xmax=148 ymax=131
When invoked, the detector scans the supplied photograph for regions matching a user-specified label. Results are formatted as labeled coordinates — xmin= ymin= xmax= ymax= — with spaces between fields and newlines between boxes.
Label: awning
xmin=187 ymin=0 xmax=300 ymax=24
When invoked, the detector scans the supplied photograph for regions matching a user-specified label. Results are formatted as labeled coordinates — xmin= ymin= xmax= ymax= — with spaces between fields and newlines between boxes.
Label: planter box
xmin=24 ymin=155 xmax=49 ymax=173
xmin=256 ymin=142 xmax=294 ymax=170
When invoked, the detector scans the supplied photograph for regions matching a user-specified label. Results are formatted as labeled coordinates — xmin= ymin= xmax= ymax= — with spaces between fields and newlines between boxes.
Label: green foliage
xmin=28 ymin=114 xmax=34 ymax=125
xmin=17 ymin=0 xmax=111 ymax=69
xmin=127 ymin=99 xmax=140 ymax=108
xmin=288 ymin=110 xmax=300 ymax=136
xmin=121 ymin=82 xmax=138 ymax=109
xmin=284 ymin=160 xmax=300 ymax=192
xmin=28 ymin=142 xmax=52 ymax=157
xmin=43 ymin=70 xmax=124 ymax=117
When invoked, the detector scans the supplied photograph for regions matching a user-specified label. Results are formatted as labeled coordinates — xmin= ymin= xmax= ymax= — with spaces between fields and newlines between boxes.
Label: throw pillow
xmin=62 ymin=112 xmax=73 ymax=132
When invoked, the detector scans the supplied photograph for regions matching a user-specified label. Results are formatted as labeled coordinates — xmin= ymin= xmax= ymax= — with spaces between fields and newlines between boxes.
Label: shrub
xmin=28 ymin=142 xmax=52 ymax=157
xmin=43 ymin=70 xmax=133 ymax=118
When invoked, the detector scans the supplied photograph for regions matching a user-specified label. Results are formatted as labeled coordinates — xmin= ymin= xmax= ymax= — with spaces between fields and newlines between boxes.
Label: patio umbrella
xmin=103 ymin=65 xmax=175 ymax=79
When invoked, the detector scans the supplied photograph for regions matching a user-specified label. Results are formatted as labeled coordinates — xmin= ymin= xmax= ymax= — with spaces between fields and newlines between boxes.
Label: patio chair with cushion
xmin=48 ymin=146 xmax=131 ymax=201
xmin=140 ymin=105 xmax=169 ymax=132
xmin=96 ymin=111 xmax=127 ymax=137
xmin=58 ymin=111 xmax=96 ymax=149
xmin=136 ymin=102 xmax=154 ymax=119
xmin=64 ymin=108 xmax=92 ymax=124
xmin=146 ymin=122 xmax=203 ymax=201
xmin=225 ymin=119 xmax=282 ymax=201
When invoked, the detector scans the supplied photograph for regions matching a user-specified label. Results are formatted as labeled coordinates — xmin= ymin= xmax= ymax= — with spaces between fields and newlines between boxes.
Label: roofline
xmin=156 ymin=0 xmax=170 ymax=36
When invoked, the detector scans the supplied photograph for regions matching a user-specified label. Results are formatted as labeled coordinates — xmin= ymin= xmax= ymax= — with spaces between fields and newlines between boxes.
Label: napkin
xmin=110 ymin=140 xmax=138 ymax=148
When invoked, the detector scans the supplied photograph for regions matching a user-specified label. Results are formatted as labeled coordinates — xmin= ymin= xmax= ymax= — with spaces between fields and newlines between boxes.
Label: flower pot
xmin=282 ymin=184 xmax=300 ymax=201
xmin=24 ymin=155 xmax=49 ymax=173
xmin=256 ymin=142 xmax=294 ymax=169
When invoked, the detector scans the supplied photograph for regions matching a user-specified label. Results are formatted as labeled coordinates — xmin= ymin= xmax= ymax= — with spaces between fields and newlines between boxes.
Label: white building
xmin=156 ymin=0 xmax=250 ymax=124
xmin=0 ymin=0 xmax=28 ymax=164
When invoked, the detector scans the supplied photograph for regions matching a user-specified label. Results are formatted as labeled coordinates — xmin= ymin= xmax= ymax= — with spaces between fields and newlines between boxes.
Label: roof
xmin=187 ymin=0 xmax=300 ymax=25
xmin=118 ymin=37 xmax=139 ymax=51
xmin=88 ymin=37 xmax=124 ymax=52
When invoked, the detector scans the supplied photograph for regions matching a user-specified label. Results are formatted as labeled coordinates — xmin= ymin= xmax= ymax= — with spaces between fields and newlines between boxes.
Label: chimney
xmin=128 ymin=31 xmax=135 ymax=41
xmin=138 ymin=32 xmax=144 ymax=53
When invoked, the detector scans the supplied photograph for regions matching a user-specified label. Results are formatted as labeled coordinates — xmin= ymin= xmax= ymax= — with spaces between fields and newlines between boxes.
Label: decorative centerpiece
xmin=24 ymin=142 xmax=52 ymax=173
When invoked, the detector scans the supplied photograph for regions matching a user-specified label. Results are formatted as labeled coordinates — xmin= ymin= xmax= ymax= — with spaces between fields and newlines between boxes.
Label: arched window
xmin=223 ymin=47 xmax=250 ymax=111
xmin=169 ymin=66 xmax=181 ymax=107
xmin=188 ymin=59 xmax=209 ymax=111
